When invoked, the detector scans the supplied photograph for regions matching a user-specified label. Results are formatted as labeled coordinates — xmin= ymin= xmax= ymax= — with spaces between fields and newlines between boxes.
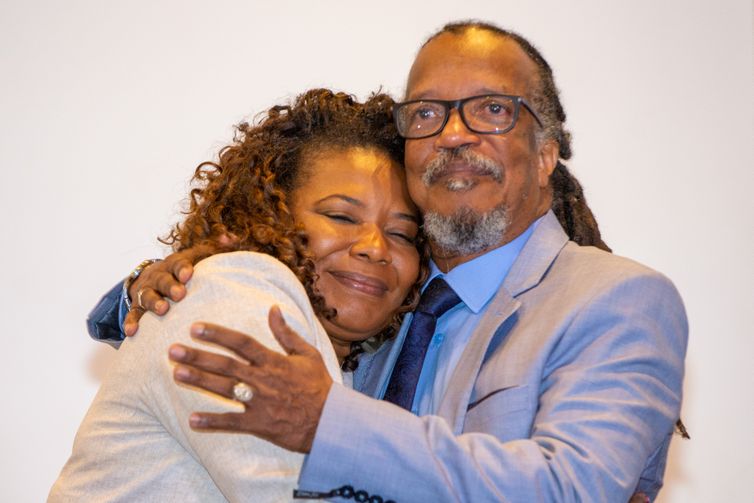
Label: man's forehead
xmin=405 ymin=30 xmax=537 ymax=99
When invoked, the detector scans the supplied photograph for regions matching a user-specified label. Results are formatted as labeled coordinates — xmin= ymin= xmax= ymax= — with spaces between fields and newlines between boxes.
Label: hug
xmin=51 ymin=21 xmax=687 ymax=503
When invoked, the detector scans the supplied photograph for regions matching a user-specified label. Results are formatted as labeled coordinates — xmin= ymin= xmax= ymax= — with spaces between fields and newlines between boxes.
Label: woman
xmin=50 ymin=89 xmax=428 ymax=502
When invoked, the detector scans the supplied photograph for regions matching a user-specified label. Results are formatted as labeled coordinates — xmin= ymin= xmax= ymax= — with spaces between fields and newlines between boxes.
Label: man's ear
xmin=537 ymin=140 xmax=559 ymax=188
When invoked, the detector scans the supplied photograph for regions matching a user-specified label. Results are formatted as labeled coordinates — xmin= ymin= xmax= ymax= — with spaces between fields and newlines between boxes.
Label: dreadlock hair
xmin=422 ymin=21 xmax=610 ymax=252
xmin=162 ymin=89 xmax=430 ymax=368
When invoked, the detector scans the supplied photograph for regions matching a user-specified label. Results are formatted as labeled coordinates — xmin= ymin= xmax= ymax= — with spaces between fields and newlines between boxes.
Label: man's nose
xmin=434 ymin=109 xmax=480 ymax=150
xmin=350 ymin=226 xmax=391 ymax=264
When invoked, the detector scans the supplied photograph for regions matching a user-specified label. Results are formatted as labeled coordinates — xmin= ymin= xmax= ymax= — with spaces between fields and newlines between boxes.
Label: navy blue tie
xmin=383 ymin=277 xmax=461 ymax=410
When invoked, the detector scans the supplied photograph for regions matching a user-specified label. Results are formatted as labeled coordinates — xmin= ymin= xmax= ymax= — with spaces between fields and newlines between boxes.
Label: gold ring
xmin=136 ymin=288 xmax=147 ymax=310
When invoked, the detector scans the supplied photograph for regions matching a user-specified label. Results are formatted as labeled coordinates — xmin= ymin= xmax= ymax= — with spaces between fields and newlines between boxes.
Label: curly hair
xmin=162 ymin=89 xmax=430 ymax=361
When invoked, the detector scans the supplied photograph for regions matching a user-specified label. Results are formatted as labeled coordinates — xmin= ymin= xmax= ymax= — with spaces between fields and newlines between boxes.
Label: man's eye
xmin=483 ymin=101 xmax=510 ymax=115
xmin=415 ymin=107 xmax=439 ymax=120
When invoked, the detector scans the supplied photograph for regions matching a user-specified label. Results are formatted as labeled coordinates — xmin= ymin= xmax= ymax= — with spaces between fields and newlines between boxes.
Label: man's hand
xmin=168 ymin=306 xmax=333 ymax=453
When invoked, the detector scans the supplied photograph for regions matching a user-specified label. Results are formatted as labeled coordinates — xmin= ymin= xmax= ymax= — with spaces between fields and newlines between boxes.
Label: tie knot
xmin=416 ymin=277 xmax=461 ymax=318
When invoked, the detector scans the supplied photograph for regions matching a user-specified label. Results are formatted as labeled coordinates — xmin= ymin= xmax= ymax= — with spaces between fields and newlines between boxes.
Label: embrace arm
xmin=85 ymin=248 xmax=206 ymax=344
xmin=297 ymin=272 xmax=688 ymax=502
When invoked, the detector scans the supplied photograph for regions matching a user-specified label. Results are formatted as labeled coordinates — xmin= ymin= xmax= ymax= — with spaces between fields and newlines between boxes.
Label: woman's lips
xmin=327 ymin=270 xmax=389 ymax=297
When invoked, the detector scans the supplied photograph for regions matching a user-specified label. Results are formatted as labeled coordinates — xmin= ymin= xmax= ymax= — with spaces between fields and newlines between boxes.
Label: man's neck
xmin=431 ymin=245 xmax=499 ymax=273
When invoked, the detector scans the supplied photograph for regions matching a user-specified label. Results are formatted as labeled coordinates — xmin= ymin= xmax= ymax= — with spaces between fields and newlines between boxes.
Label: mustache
xmin=421 ymin=147 xmax=504 ymax=186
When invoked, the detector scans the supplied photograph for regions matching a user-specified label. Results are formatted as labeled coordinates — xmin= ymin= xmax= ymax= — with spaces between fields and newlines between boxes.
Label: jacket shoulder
xmin=553 ymin=242 xmax=680 ymax=292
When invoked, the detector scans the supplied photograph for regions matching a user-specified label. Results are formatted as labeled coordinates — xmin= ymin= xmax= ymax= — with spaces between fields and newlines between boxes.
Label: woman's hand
xmin=123 ymin=248 xmax=203 ymax=335
xmin=168 ymin=306 xmax=333 ymax=453
xmin=124 ymin=236 xmax=238 ymax=336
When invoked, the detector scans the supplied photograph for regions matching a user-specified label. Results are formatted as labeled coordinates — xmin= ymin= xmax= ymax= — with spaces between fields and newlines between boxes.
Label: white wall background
xmin=1 ymin=1 xmax=751 ymax=501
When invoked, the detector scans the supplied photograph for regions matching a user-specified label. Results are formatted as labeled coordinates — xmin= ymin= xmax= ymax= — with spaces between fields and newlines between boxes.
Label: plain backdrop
xmin=1 ymin=1 xmax=751 ymax=501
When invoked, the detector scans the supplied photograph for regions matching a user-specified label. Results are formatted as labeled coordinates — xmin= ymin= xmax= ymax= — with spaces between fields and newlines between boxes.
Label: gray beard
xmin=423 ymin=203 xmax=510 ymax=256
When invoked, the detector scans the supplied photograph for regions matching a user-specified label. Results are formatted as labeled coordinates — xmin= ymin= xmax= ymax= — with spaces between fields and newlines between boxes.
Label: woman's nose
xmin=350 ymin=226 xmax=391 ymax=264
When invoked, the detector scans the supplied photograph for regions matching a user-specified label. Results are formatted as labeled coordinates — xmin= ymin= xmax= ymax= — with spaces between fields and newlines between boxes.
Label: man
xmin=90 ymin=22 xmax=687 ymax=502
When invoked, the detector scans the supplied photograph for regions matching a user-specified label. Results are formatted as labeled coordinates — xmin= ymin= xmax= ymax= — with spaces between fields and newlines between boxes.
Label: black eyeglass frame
xmin=392 ymin=94 xmax=544 ymax=140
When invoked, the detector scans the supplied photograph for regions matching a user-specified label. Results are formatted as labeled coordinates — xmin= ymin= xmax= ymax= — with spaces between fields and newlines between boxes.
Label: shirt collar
xmin=425 ymin=215 xmax=543 ymax=313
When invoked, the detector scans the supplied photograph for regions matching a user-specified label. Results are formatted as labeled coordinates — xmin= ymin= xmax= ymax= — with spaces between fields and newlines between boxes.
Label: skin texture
xmin=289 ymin=147 xmax=420 ymax=358
xmin=404 ymin=30 xmax=557 ymax=271
xmin=169 ymin=30 xmax=561 ymax=453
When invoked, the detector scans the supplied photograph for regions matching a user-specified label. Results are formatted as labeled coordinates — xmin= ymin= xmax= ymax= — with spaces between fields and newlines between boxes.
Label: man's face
xmin=404 ymin=30 xmax=557 ymax=263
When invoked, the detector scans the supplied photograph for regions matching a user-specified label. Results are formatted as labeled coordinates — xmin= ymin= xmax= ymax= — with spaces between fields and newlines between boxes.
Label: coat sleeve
xmin=85 ymin=280 xmax=127 ymax=346
xmin=297 ymin=270 xmax=688 ymax=503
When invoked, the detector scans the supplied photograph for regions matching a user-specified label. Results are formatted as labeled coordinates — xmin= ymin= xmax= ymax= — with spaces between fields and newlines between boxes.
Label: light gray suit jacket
xmin=298 ymin=211 xmax=688 ymax=502
xmin=50 ymin=252 xmax=341 ymax=502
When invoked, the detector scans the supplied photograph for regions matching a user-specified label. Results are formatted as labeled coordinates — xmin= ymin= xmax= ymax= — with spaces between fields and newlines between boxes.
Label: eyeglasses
xmin=393 ymin=94 xmax=543 ymax=139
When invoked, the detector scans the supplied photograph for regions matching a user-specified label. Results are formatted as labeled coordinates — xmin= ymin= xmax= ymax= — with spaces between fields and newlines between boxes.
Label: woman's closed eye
xmin=319 ymin=210 xmax=418 ymax=245
xmin=323 ymin=212 xmax=357 ymax=224
xmin=388 ymin=230 xmax=417 ymax=245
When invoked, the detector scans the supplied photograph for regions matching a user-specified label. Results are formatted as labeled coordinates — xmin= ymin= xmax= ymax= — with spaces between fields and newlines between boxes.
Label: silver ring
xmin=136 ymin=288 xmax=146 ymax=310
xmin=232 ymin=382 xmax=253 ymax=402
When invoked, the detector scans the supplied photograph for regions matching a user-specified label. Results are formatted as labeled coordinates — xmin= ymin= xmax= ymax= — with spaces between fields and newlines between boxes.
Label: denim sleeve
xmin=86 ymin=280 xmax=127 ymax=348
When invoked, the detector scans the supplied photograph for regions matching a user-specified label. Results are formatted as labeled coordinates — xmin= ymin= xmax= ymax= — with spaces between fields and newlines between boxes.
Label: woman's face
xmin=290 ymin=147 xmax=421 ymax=357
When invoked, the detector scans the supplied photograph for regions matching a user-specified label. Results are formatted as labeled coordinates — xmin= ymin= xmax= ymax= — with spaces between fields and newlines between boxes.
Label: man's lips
xmin=327 ymin=271 xmax=389 ymax=297
xmin=428 ymin=162 xmax=496 ymax=184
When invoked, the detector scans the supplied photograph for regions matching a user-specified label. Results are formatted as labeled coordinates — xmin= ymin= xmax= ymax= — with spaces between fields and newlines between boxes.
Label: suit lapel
xmin=436 ymin=212 xmax=570 ymax=433
xmin=436 ymin=287 xmax=520 ymax=433
xmin=503 ymin=211 xmax=570 ymax=298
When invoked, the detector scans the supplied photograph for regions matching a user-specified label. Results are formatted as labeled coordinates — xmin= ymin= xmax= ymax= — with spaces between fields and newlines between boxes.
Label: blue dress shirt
xmin=406 ymin=217 xmax=541 ymax=415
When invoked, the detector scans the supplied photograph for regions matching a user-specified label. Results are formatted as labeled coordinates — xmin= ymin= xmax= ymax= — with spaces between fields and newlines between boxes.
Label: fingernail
xmin=190 ymin=323 xmax=205 ymax=337
xmin=124 ymin=323 xmax=135 ymax=336
xmin=270 ymin=305 xmax=284 ymax=322
xmin=155 ymin=300 xmax=168 ymax=313
xmin=169 ymin=345 xmax=186 ymax=360
xmin=174 ymin=366 xmax=190 ymax=379
xmin=179 ymin=268 xmax=191 ymax=282
xmin=170 ymin=285 xmax=183 ymax=299
xmin=189 ymin=414 xmax=206 ymax=428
